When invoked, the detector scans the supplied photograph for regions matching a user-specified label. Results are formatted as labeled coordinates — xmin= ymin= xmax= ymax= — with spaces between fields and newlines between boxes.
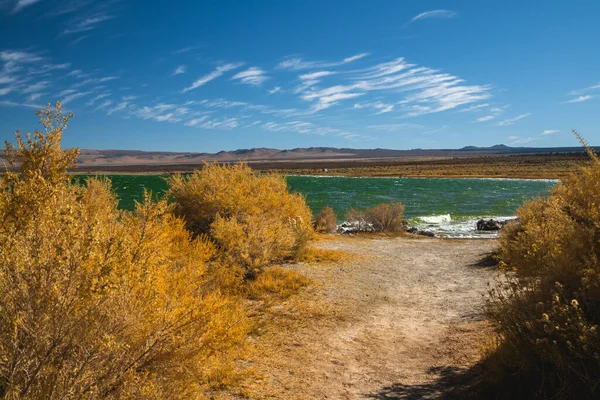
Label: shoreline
xmin=0 ymin=153 xmax=580 ymax=180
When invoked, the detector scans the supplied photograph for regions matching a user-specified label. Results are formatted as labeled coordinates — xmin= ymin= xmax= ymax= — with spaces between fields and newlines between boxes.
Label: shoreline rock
xmin=476 ymin=218 xmax=516 ymax=231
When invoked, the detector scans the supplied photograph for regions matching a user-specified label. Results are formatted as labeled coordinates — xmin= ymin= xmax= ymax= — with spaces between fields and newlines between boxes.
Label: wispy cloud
xmin=23 ymin=80 xmax=50 ymax=93
xmin=563 ymin=95 xmax=592 ymax=103
xmin=367 ymin=123 xmax=424 ymax=132
xmin=0 ymin=100 xmax=42 ymax=109
xmin=231 ymin=67 xmax=268 ymax=86
xmin=62 ymin=91 xmax=91 ymax=104
xmin=354 ymin=101 xmax=394 ymax=114
xmin=475 ymin=115 xmax=495 ymax=122
xmin=541 ymin=129 xmax=559 ymax=135
xmin=94 ymin=99 xmax=113 ymax=111
xmin=86 ymin=93 xmax=110 ymax=106
xmin=173 ymin=65 xmax=186 ymax=75
xmin=408 ymin=10 xmax=458 ymax=24
xmin=268 ymin=86 xmax=281 ymax=95
xmin=69 ymin=35 xmax=90 ymax=46
xmin=12 ymin=0 xmax=43 ymax=13
xmin=569 ymin=82 xmax=600 ymax=95
xmin=182 ymin=63 xmax=242 ymax=93
xmin=459 ymin=103 xmax=489 ymax=112
xmin=508 ymin=136 xmax=535 ymax=145
xmin=28 ymin=92 xmax=44 ymax=101
xmin=497 ymin=113 xmax=531 ymax=126
xmin=293 ymin=57 xmax=491 ymax=116
xmin=277 ymin=53 xmax=368 ymax=70
xmin=106 ymin=101 xmax=130 ymax=115
xmin=299 ymin=71 xmax=336 ymax=80
xmin=64 ymin=13 xmax=114 ymax=34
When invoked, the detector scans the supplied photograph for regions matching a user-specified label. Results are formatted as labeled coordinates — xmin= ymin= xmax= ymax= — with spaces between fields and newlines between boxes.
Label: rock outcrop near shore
xmin=476 ymin=218 xmax=514 ymax=231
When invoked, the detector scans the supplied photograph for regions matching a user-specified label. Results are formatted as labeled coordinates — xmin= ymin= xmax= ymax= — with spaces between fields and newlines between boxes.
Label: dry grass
xmin=295 ymin=246 xmax=349 ymax=263
xmin=270 ymin=155 xmax=589 ymax=179
xmin=246 ymin=266 xmax=311 ymax=303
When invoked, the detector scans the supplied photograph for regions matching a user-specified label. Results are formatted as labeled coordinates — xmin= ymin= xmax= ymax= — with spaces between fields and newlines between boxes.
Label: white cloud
xmin=343 ymin=53 xmax=368 ymax=63
xmin=569 ymin=82 xmax=600 ymax=95
xmin=28 ymin=92 xmax=43 ymax=101
xmin=94 ymin=99 xmax=113 ymax=111
xmin=186 ymin=117 xmax=239 ymax=129
xmin=408 ymin=10 xmax=458 ymax=24
xmin=99 ymin=76 xmax=118 ymax=82
xmin=0 ymin=100 xmax=42 ymax=109
xmin=12 ymin=0 xmax=43 ymax=13
xmin=173 ymin=65 xmax=186 ymax=75
xmin=106 ymin=101 xmax=129 ymax=115
xmin=508 ymin=136 xmax=536 ymax=145
xmin=497 ymin=113 xmax=531 ymax=126
xmin=62 ymin=91 xmax=91 ymax=104
xmin=299 ymin=71 xmax=336 ymax=80
xmin=276 ymin=53 xmax=368 ymax=70
xmin=268 ymin=86 xmax=281 ymax=95
xmin=64 ymin=13 xmax=114 ymax=34
xmin=354 ymin=101 xmax=394 ymax=114
xmin=458 ymin=103 xmax=489 ymax=112
xmin=564 ymin=95 xmax=592 ymax=103
xmin=231 ymin=67 xmax=268 ymax=86
xmin=541 ymin=129 xmax=559 ymax=135
xmin=86 ymin=93 xmax=110 ymax=106
xmin=0 ymin=88 xmax=11 ymax=96
xmin=185 ymin=116 xmax=208 ymax=127
xmin=69 ymin=35 xmax=90 ymax=46
xmin=0 ymin=50 xmax=43 ymax=64
xmin=309 ymin=92 xmax=364 ymax=112
xmin=294 ymin=58 xmax=491 ymax=116
xmin=367 ymin=123 xmax=424 ymax=132
xmin=182 ymin=63 xmax=242 ymax=92
xmin=293 ymin=57 xmax=492 ymax=116
xmin=23 ymin=81 xmax=50 ymax=93
xmin=475 ymin=115 xmax=495 ymax=122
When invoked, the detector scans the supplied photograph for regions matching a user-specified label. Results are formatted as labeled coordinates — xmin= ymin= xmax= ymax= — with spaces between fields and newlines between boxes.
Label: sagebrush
xmin=0 ymin=103 xmax=249 ymax=399
xmin=168 ymin=163 xmax=314 ymax=275
xmin=486 ymin=131 xmax=600 ymax=398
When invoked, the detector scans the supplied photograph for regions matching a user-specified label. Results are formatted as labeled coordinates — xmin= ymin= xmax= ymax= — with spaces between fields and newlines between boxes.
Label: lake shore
xmin=61 ymin=155 xmax=587 ymax=179
xmin=246 ymin=235 xmax=496 ymax=399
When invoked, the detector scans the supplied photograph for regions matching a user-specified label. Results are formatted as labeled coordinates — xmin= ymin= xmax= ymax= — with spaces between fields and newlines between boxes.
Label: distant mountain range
xmin=68 ymin=144 xmax=594 ymax=167
xmin=1 ymin=144 xmax=592 ymax=171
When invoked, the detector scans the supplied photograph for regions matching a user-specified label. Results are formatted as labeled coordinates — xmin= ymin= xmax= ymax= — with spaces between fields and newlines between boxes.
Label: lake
xmin=77 ymin=175 xmax=556 ymax=238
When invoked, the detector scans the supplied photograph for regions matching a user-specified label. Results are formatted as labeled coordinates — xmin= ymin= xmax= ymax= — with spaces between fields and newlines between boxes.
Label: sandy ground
xmin=249 ymin=236 xmax=497 ymax=399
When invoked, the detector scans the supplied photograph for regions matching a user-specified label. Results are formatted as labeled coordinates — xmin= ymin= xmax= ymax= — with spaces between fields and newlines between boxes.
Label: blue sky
xmin=0 ymin=0 xmax=598 ymax=152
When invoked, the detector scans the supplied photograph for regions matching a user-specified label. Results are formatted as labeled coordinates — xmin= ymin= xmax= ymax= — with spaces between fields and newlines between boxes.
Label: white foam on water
xmin=409 ymin=214 xmax=518 ymax=238
xmin=417 ymin=214 xmax=452 ymax=224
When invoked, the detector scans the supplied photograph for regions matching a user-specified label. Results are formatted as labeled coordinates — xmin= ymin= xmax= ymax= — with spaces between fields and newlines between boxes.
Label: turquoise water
xmin=78 ymin=175 xmax=556 ymax=237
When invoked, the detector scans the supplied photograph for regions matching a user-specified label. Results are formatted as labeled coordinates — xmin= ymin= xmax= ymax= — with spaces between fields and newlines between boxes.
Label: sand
xmin=249 ymin=236 xmax=497 ymax=399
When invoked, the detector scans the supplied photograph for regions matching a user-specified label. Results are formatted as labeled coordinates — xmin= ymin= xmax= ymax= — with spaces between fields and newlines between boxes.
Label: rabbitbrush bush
xmin=487 ymin=132 xmax=600 ymax=398
xmin=167 ymin=163 xmax=313 ymax=275
xmin=0 ymin=103 xmax=249 ymax=399
xmin=314 ymin=206 xmax=337 ymax=233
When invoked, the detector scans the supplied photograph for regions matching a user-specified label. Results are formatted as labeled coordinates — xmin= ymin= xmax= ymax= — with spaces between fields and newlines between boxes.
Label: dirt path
xmin=250 ymin=236 xmax=497 ymax=399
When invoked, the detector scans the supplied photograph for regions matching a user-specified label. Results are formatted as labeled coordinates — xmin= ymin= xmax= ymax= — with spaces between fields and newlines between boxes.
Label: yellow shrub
xmin=246 ymin=266 xmax=311 ymax=302
xmin=168 ymin=163 xmax=314 ymax=272
xmin=0 ymin=103 xmax=248 ymax=399
xmin=314 ymin=206 xmax=337 ymax=233
xmin=487 ymin=132 xmax=600 ymax=398
xmin=367 ymin=201 xmax=404 ymax=232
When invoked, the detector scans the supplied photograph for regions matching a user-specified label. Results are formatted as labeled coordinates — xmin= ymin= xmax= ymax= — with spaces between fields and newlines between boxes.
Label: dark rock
xmin=476 ymin=218 xmax=513 ymax=231
xmin=405 ymin=227 xmax=435 ymax=237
